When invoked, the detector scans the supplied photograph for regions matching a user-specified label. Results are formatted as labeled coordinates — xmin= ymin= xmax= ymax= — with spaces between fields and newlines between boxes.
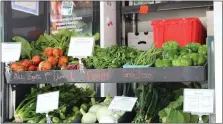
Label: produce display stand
xmin=1 ymin=1 xmax=220 ymax=124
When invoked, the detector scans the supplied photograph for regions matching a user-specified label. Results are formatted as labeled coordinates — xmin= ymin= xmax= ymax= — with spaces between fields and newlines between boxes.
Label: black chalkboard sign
xmin=5 ymin=66 xmax=207 ymax=84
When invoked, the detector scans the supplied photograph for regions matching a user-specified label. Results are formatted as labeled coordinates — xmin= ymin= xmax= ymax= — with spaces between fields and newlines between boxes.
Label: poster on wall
xmin=50 ymin=1 xmax=93 ymax=35
xmin=11 ymin=1 xmax=39 ymax=15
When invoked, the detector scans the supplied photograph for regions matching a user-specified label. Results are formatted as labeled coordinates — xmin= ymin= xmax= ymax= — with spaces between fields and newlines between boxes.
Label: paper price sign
xmin=36 ymin=91 xmax=59 ymax=113
xmin=68 ymin=37 xmax=95 ymax=58
xmin=183 ymin=89 xmax=214 ymax=115
xmin=108 ymin=96 xmax=137 ymax=112
xmin=1 ymin=42 xmax=21 ymax=63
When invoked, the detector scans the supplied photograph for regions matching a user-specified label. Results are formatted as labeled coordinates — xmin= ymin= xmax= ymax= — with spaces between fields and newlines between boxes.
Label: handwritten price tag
xmin=36 ymin=91 xmax=59 ymax=113
xmin=108 ymin=96 xmax=137 ymax=112
xmin=1 ymin=42 xmax=21 ymax=63
xmin=183 ymin=89 xmax=214 ymax=115
xmin=68 ymin=37 xmax=95 ymax=58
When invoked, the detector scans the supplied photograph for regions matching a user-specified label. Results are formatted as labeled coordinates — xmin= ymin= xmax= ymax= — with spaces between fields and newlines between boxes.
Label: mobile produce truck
xmin=0 ymin=1 xmax=222 ymax=123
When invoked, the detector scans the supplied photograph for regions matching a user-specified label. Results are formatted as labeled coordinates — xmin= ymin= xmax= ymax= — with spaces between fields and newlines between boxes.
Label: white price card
xmin=108 ymin=96 xmax=137 ymax=112
xmin=36 ymin=91 xmax=59 ymax=113
xmin=183 ymin=89 xmax=214 ymax=115
xmin=68 ymin=37 xmax=95 ymax=58
xmin=1 ymin=42 xmax=21 ymax=63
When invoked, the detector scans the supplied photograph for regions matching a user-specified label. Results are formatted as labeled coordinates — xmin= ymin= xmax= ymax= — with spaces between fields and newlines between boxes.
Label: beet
xmin=47 ymin=56 xmax=58 ymax=66
xmin=22 ymin=59 xmax=31 ymax=68
xmin=58 ymin=56 xmax=68 ymax=66
xmin=32 ymin=56 xmax=42 ymax=65
xmin=28 ymin=65 xmax=37 ymax=71
xmin=44 ymin=47 xmax=54 ymax=57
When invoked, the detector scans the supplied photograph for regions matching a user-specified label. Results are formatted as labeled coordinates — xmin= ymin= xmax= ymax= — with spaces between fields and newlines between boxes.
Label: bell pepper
xmin=155 ymin=58 xmax=172 ymax=67
xmin=155 ymin=59 xmax=163 ymax=67
xmin=198 ymin=45 xmax=208 ymax=55
xmin=172 ymin=59 xmax=181 ymax=66
xmin=198 ymin=54 xmax=207 ymax=66
xmin=186 ymin=42 xmax=201 ymax=52
xmin=180 ymin=47 xmax=189 ymax=56
xmin=162 ymin=59 xmax=172 ymax=67
xmin=189 ymin=53 xmax=199 ymax=66
xmin=172 ymin=58 xmax=193 ymax=67
xmin=162 ymin=50 xmax=179 ymax=60
xmin=181 ymin=54 xmax=190 ymax=59
xmin=162 ymin=41 xmax=179 ymax=51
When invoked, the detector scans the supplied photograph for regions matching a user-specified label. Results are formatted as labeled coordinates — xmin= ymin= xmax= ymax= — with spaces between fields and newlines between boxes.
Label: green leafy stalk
xmin=12 ymin=36 xmax=32 ymax=59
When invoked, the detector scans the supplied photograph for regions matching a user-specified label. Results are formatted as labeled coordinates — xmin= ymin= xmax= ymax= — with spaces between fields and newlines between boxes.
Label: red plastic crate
xmin=151 ymin=17 xmax=206 ymax=48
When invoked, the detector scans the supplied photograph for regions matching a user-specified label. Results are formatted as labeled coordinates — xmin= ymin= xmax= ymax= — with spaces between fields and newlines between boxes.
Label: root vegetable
xmin=47 ymin=56 xmax=58 ymax=66
xmin=44 ymin=47 xmax=54 ymax=57
xmin=89 ymin=104 xmax=101 ymax=114
xmin=58 ymin=56 xmax=68 ymax=66
xmin=38 ymin=61 xmax=52 ymax=71
xmin=28 ymin=65 xmax=37 ymax=71
xmin=59 ymin=49 xmax=63 ymax=56
xmin=22 ymin=59 xmax=32 ymax=68
xmin=99 ymin=115 xmax=115 ymax=123
xmin=60 ymin=64 xmax=68 ymax=70
xmin=96 ymin=106 xmax=113 ymax=121
xmin=53 ymin=48 xmax=63 ymax=57
xmin=68 ymin=64 xmax=79 ymax=70
xmin=80 ymin=108 xmax=96 ymax=123
xmin=32 ymin=56 xmax=41 ymax=65
xmin=16 ymin=66 xmax=25 ymax=72
xmin=10 ymin=62 xmax=19 ymax=71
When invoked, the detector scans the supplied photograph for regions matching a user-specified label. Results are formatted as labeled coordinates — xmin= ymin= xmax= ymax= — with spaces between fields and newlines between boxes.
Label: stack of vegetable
xmin=9 ymin=29 xmax=100 ymax=72
xmin=13 ymin=84 xmax=95 ymax=123
xmin=81 ymin=94 xmax=125 ymax=123
xmin=155 ymin=41 xmax=208 ymax=67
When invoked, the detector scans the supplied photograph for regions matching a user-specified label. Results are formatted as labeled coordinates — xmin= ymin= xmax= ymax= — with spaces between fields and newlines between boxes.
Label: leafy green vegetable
xmin=132 ymin=84 xmax=173 ymax=123
xmin=85 ymin=45 xmax=140 ymax=69
xmin=159 ymin=108 xmax=185 ymax=123
xmin=159 ymin=95 xmax=209 ymax=123
xmin=12 ymin=36 xmax=32 ymax=59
